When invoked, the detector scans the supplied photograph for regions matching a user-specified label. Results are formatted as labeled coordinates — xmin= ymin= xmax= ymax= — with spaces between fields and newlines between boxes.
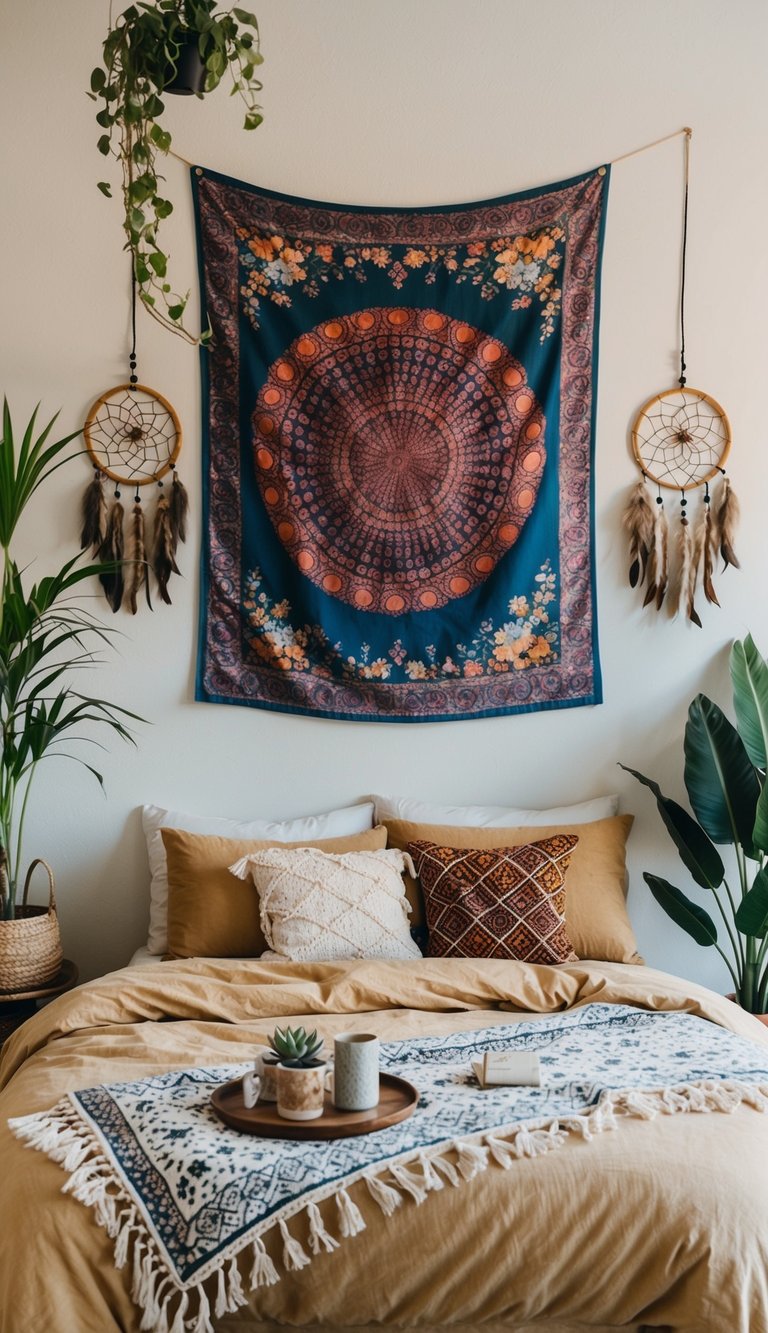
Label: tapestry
xmin=11 ymin=1006 xmax=768 ymax=1333
xmin=193 ymin=164 xmax=610 ymax=722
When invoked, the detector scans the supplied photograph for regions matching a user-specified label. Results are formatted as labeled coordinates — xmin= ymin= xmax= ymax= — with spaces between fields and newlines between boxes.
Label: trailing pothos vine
xmin=89 ymin=1 xmax=263 ymax=343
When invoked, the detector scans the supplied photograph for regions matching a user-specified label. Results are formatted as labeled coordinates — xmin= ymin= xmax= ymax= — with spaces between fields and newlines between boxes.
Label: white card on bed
xmin=472 ymin=1051 xmax=541 ymax=1087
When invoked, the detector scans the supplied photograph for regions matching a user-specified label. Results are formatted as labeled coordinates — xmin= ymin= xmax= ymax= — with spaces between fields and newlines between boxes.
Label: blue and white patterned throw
xmin=10 ymin=1004 xmax=768 ymax=1333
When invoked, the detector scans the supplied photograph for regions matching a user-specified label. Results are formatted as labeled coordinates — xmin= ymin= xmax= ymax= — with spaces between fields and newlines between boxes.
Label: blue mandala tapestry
xmin=193 ymin=165 xmax=610 ymax=722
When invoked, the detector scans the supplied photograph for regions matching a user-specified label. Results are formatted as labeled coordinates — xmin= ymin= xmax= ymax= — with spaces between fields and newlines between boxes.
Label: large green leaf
xmin=734 ymin=867 xmax=768 ymax=939
xmin=754 ymin=784 xmax=768 ymax=857
xmin=683 ymin=695 xmax=759 ymax=851
xmin=731 ymin=634 xmax=768 ymax=770
xmin=619 ymin=764 xmax=724 ymax=888
xmin=644 ymin=873 xmax=718 ymax=947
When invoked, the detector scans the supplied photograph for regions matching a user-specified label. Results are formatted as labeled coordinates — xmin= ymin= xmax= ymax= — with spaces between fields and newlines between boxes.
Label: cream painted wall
xmin=0 ymin=0 xmax=766 ymax=985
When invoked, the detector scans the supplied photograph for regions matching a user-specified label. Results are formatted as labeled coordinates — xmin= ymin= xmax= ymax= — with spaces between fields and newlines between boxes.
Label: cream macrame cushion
xmin=229 ymin=847 xmax=422 ymax=962
xmin=141 ymin=801 xmax=374 ymax=955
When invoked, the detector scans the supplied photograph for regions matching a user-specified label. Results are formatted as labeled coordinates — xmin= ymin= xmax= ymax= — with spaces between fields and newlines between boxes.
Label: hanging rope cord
xmin=678 ymin=129 xmax=691 ymax=389
xmin=167 ymin=125 xmax=695 ymax=176
xmin=129 ymin=260 xmax=139 ymax=389
xmin=609 ymin=127 xmax=692 ymax=392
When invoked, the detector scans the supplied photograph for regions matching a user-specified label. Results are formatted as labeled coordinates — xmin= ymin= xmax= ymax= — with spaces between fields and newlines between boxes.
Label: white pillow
xmin=142 ymin=801 xmax=375 ymax=954
xmin=371 ymin=794 xmax=618 ymax=828
xmin=229 ymin=847 xmax=422 ymax=963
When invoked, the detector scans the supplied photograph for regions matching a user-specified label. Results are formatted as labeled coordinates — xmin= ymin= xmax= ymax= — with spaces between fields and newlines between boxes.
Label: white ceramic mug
xmin=332 ymin=1032 xmax=379 ymax=1111
xmin=242 ymin=1071 xmax=261 ymax=1110
xmin=242 ymin=1051 xmax=279 ymax=1108
xmin=254 ymin=1051 xmax=279 ymax=1102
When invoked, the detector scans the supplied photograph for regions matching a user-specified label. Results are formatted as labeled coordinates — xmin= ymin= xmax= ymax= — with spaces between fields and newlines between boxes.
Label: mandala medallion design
xmin=252 ymin=307 xmax=546 ymax=613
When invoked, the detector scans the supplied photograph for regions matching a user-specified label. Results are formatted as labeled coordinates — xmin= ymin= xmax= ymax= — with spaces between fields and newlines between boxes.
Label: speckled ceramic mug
xmin=276 ymin=1062 xmax=329 ymax=1121
xmin=332 ymin=1032 xmax=379 ymax=1111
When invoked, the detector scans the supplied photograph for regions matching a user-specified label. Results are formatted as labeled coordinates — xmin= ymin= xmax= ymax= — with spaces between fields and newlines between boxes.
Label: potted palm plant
xmin=89 ymin=0 xmax=264 ymax=343
xmin=0 ymin=401 xmax=139 ymax=990
xmin=622 ymin=634 xmax=768 ymax=1017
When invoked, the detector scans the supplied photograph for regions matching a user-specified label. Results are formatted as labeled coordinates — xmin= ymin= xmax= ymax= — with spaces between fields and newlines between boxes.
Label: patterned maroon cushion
xmin=407 ymin=834 xmax=579 ymax=963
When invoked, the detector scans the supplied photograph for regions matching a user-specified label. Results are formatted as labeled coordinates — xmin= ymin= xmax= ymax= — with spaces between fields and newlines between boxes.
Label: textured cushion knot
xmin=229 ymin=847 xmax=421 ymax=961
xmin=409 ymin=834 xmax=579 ymax=961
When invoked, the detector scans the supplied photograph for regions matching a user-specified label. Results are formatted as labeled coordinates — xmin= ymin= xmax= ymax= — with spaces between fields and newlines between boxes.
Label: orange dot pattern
xmin=253 ymin=307 xmax=546 ymax=614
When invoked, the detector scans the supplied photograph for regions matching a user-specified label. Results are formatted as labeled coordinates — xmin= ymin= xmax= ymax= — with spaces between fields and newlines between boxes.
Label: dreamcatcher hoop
xmin=631 ymin=385 xmax=731 ymax=492
xmin=84 ymin=383 xmax=182 ymax=486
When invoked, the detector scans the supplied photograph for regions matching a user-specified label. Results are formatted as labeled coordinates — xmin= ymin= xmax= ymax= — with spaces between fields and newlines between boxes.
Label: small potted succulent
xmin=270 ymin=1026 xmax=328 ymax=1121
xmin=89 ymin=0 xmax=264 ymax=343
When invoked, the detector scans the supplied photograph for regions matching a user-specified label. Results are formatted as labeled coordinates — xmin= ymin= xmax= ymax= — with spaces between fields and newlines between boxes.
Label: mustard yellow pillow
xmin=382 ymin=814 xmax=638 ymax=964
xmin=162 ymin=825 xmax=388 ymax=958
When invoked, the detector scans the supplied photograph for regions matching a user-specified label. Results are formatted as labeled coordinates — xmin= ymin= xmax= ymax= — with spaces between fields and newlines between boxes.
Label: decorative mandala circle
xmin=252 ymin=307 xmax=546 ymax=613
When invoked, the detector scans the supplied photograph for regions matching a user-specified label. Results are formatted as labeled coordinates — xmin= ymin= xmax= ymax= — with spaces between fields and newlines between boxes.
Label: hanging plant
xmin=89 ymin=1 xmax=263 ymax=343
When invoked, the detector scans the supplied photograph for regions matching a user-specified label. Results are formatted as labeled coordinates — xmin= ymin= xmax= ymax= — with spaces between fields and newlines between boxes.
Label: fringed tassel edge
xmin=11 ymin=1079 xmax=768 ymax=1333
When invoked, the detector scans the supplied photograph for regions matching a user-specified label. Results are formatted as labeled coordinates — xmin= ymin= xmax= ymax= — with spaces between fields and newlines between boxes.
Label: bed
xmin=2 ymin=954 xmax=768 ymax=1333
xmin=4 ymin=789 xmax=768 ymax=1333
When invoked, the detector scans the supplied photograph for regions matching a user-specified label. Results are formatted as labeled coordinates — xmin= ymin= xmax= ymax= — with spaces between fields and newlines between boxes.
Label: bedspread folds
xmin=2 ymin=956 xmax=768 ymax=1333
xmin=3 ymin=955 xmax=767 ymax=1092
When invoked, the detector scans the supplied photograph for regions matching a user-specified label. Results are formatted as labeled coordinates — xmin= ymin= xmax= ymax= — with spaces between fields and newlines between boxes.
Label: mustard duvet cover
xmin=1 ymin=956 xmax=768 ymax=1333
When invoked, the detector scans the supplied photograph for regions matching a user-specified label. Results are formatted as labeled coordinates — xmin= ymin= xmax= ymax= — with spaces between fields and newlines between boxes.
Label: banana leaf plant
xmin=621 ymin=635 xmax=768 ymax=1014
xmin=0 ymin=401 xmax=141 ymax=919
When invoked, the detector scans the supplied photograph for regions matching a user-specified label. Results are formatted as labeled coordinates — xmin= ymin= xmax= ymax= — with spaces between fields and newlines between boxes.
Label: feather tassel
xmin=169 ymin=473 xmax=189 ymax=550
xmin=80 ymin=471 xmax=107 ymax=552
xmin=687 ymin=507 xmax=705 ymax=628
xmin=654 ymin=502 xmax=669 ymax=610
xmin=622 ymin=480 xmax=655 ymax=588
xmin=714 ymin=476 xmax=741 ymax=570
xmin=671 ymin=514 xmax=692 ymax=618
xmin=702 ymin=501 xmax=720 ymax=605
xmin=153 ymin=494 xmax=180 ymax=605
xmin=97 ymin=499 xmax=125 ymax=613
xmin=127 ymin=501 xmax=152 ymax=615
xmin=643 ymin=499 xmax=667 ymax=609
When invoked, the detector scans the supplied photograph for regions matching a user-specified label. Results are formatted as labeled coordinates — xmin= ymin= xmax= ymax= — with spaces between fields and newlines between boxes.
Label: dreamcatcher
xmin=81 ymin=272 xmax=188 ymax=613
xmin=623 ymin=129 xmax=739 ymax=626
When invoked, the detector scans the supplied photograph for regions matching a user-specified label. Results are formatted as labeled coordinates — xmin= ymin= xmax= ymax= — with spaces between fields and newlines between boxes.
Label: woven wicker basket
xmin=0 ymin=859 xmax=63 ymax=993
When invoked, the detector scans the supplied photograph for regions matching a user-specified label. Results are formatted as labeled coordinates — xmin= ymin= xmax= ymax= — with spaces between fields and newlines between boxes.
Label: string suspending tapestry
xmin=193 ymin=165 xmax=610 ymax=722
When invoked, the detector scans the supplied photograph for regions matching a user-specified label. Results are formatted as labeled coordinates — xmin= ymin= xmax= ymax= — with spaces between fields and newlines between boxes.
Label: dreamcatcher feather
xmin=98 ymin=496 xmax=125 ymax=613
xmin=623 ymin=129 xmax=739 ymax=625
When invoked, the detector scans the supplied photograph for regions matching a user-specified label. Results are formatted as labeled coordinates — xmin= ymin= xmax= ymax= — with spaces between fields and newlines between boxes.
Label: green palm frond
xmin=0 ymin=402 xmax=144 ymax=918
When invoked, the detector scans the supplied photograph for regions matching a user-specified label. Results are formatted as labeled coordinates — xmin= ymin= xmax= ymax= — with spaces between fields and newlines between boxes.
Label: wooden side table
xmin=0 ymin=959 xmax=78 ymax=1048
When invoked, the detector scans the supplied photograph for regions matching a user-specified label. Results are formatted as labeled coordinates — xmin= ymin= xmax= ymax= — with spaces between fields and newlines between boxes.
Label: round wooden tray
xmin=211 ymin=1072 xmax=418 ymax=1140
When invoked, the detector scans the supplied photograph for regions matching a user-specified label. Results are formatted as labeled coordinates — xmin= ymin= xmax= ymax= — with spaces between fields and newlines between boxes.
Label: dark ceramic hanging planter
xmin=165 ymin=32 xmax=207 ymax=96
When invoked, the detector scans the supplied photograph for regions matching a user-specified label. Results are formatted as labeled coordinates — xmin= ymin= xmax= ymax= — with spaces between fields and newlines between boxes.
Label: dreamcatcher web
xmin=84 ymin=385 xmax=180 ymax=484
xmin=632 ymin=387 xmax=730 ymax=490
